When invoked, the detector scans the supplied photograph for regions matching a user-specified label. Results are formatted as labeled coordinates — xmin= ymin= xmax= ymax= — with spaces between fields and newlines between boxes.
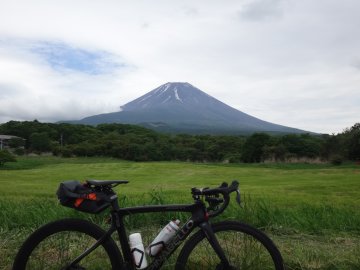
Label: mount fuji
xmin=73 ymin=82 xmax=307 ymax=134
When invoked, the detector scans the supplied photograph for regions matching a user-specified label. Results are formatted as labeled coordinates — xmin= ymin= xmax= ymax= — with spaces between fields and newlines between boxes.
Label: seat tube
xmin=199 ymin=221 xmax=230 ymax=267
xmin=111 ymin=211 xmax=133 ymax=267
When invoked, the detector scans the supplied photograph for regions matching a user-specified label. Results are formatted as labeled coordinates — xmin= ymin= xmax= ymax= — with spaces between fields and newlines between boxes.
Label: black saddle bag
xmin=56 ymin=180 xmax=111 ymax=214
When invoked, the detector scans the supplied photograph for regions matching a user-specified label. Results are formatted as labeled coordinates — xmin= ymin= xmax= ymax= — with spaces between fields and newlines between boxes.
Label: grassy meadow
xmin=0 ymin=156 xmax=359 ymax=269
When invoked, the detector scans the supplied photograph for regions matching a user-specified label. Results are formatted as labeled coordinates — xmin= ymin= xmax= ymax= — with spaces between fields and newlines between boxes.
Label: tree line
xmin=0 ymin=120 xmax=359 ymax=164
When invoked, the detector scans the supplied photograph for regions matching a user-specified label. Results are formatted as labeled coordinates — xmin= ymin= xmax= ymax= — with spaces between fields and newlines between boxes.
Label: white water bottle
xmin=147 ymin=220 xmax=180 ymax=256
xmin=129 ymin=233 xmax=148 ymax=269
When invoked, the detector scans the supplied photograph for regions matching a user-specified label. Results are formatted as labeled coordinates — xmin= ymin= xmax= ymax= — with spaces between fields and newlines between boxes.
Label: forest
xmin=0 ymin=120 xmax=359 ymax=164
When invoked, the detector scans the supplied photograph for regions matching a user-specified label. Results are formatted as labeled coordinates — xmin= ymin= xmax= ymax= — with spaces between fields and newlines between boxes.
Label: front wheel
xmin=176 ymin=221 xmax=284 ymax=270
xmin=13 ymin=218 xmax=123 ymax=270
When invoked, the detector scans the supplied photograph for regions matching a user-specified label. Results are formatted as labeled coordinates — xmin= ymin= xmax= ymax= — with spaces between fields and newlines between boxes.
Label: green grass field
xmin=1 ymin=157 xmax=360 ymax=269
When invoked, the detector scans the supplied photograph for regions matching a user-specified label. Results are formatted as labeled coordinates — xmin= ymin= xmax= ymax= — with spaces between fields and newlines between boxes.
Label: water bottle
xmin=129 ymin=233 xmax=148 ymax=269
xmin=147 ymin=219 xmax=180 ymax=256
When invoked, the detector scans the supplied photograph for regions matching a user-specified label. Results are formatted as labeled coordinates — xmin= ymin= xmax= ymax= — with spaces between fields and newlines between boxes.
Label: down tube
xmin=146 ymin=217 xmax=196 ymax=270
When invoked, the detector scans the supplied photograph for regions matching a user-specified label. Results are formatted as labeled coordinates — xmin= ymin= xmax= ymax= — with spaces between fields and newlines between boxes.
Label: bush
xmin=227 ymin=154 xmax=242 ymax=163
xmin=330 ymin=155 xmax=343 ymax=166
xmin=13 ymin=148 xmax=25 ymax=156
xmin=61 ymin=148 xmax=73 ymax=158
xmin=0 ymin=150 xmax=17 ymax=166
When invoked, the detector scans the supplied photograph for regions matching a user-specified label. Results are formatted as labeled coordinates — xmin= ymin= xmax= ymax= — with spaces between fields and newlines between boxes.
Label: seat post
xmin=111 ymin=198 xmax=121 ymax=211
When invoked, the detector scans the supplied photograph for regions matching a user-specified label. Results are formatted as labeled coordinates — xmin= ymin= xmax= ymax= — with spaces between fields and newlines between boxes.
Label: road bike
xmin=13 ymin=179 xmax=284 ymax=269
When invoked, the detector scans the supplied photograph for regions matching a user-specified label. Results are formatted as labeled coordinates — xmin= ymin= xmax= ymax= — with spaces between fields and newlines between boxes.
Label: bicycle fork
xmin=199 ymin=221 xmax=231 ymax=269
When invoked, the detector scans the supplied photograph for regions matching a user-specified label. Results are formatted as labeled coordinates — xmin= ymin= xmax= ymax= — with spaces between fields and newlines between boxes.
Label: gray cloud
xmin=182 ymin=6 xmax=199 ymax=16
xmin=351 ymin=59 xmax=360 ymax=70
xmin=238 ymin=0 xmax=285 ymax=21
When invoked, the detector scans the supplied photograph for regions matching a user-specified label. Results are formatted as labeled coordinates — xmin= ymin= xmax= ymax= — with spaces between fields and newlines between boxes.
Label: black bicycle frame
xmin=68 ymin=198 xmax=231 ymax=270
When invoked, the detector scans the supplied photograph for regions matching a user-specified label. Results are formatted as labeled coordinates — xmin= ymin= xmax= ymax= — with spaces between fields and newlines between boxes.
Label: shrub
xmin=13 ymin=148 xmax=25 ymax=156
xmin=330 ymin=155 xmax=343 ymax=166
xmin=0 ymin=150 xmax=17 ymax=166
xmin=61 ymin=148 xmax=73 ymax=158
xmin=227 ymin=154 xmax=242 ymax=163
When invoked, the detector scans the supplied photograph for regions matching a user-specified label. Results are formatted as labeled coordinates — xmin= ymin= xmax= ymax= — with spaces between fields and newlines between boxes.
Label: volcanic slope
xmin=76 ymin=82 xmax=306 ymax=134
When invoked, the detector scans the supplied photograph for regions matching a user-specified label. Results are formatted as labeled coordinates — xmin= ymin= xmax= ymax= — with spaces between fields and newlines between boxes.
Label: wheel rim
xmin=183 ymin=229 xmax=277 ymax=270
xmin=25 ymin=230 xmax=113 ymax=270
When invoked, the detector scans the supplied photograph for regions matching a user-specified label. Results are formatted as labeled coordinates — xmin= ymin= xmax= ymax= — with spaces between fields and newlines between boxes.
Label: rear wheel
xmin=13 ymin=218 xmax=123 ymax=270
xmin=176 ymin=221 xmax=284 ymax=270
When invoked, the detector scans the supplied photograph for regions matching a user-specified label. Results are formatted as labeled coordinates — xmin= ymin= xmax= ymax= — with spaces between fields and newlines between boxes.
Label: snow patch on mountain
xmin=163 ymin=83 xmax=171 ymax=92
xmin=174 ymin=88 xmax=182 ymax=103
xmin=138 ymin=93 xmax=153 ymax=103
xmin=162 ymin=96 xmax=171 ymax=104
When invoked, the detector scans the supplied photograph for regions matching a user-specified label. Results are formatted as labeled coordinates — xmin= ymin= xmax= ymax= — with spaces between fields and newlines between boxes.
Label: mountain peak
xmin=154 ymin=82 xmax=187 ymax=103
xmin=163 ymin=82 xmax=192 ymax=87
xmin=121 ymin=82 xmax=212 ymax=111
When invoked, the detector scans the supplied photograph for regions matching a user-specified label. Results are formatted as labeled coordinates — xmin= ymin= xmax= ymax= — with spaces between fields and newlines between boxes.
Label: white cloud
xmin=0 ymin=40 xmax=128 ymax=122
xmin=0 ymin=0 xmax=359 ymax=134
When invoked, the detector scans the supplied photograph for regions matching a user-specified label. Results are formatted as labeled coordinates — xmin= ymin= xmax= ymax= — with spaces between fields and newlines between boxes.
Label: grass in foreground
xmin=1 ymin=156 xmax=360 ymax=269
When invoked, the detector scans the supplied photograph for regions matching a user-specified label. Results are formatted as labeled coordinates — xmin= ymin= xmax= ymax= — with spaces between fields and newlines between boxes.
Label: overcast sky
xmin=0 ymin=0 xmax=359 ymax=134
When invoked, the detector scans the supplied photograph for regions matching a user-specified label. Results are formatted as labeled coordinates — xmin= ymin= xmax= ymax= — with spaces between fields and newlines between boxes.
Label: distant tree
xmin=156 ymin=137 xmax=174 ymax=160
xmin=298 ymin=134 xmax=322 ymax=158
xmin=241 ymin=133 xmax=271 ymax=163
xmin=72 ymin=142 xmax=103 ymax=157
xmin=206 ymin=144 xmax=224 ymax=161
xmin=8 ymin=137 xmax=25 ymax=148
xmin=0 ymin=150 xmax=16 ymax=166
xmin=29 ymin=132 xmax=52 ymax=152
xmin=320 ymin=134 xmax=341 ymax=159
xmin=280 ymin=134 xmax=321 ymax=158
xmin=280 ymin=134 xmax=302 ymax=156
xmin=124 ymin=143 xmax=144 ymax=161
xmin=341 ymin=123 xmax=360 ymax=161
xmin=263 ymin=144 xmax=287 ymax=162
xmin=6 ymin=119 xmax=357 ymax=163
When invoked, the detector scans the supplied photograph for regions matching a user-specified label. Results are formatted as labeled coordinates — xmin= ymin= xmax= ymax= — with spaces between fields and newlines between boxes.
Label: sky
xmin=0 ymin=0 xmax=359 ymax=134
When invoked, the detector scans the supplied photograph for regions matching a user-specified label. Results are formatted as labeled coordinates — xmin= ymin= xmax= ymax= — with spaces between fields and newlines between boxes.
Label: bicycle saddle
xmin=86 ymin=180 xmax=129 ymax=186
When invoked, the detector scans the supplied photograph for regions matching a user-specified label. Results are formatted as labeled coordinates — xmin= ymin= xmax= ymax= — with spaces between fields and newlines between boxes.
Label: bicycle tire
xmin=175 ymin=221 xmax=284 ymax=270
xmin=13 ymin=218 xmax=123 ymax=270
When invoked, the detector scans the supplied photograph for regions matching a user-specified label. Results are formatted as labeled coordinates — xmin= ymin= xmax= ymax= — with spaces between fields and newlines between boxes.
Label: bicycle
xmin=13 ymin=179 xmax=284 ymax=270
